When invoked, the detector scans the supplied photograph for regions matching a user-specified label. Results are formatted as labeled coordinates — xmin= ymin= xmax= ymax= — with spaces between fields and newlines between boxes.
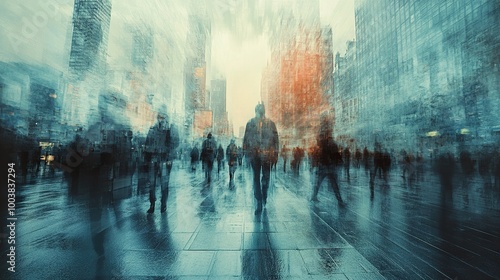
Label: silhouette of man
xmin=281 ymin=144 xmax=289 ymax=172
xmin=226 ymin=138 xmax=238 ymax=188
xmin=201 ymin=133 xmax=217 ymax=183
xmin=243 ymin=103 xmax=279 ymax=214
xmin=144 ymin=111 xmax=179 ymax=213
xmin=311 ymin=115 xmax=344 ymax=205
xmin=217 ymin=144 xmax=224 ymax=174
xmin=190 ymin=143 xmax=199 ymax=172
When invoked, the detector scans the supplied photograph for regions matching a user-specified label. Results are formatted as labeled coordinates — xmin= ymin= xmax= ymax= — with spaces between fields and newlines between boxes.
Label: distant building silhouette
xmin=69 ymin=0 xmax=112 ymax=78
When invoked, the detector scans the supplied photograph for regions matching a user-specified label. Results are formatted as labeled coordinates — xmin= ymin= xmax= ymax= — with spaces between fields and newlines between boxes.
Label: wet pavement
xmin=2 ymin=160 xmax=500 ymax=279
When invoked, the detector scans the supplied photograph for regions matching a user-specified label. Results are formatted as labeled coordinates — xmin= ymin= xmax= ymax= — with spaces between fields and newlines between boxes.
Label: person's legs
xmin=147 ymin=159 xmax=157 ymax=213
xmin=160 ymin=161 xmax=172 ymax=213
xmin=311 ymin=166 xmax=327 ymax=201
xmin=251 ymin=158 xmax=263 ymax=213
xmin=328 ymin=171 xmax=344 ymax=204
xmin=207 ymin=161 xmax=213 ymax=182
xmin=261 ymin=160 xmax=271 ymax=205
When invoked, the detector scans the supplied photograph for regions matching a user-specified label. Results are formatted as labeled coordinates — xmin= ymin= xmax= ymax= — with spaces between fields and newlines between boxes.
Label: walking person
xmin=243 ymin=103 xmax=279 ymax=215
xmin=281 ymin=144 xmax=289 ymax=172
xmin=201 ymin=133 xmax=217 ymax=183
xmin=217 ymin=144 xmax=224 ymax=174
xmin=354 ymin=148 xmax=362 ymax=168
xmin=144 ymin=111 xmax=180 ymax=214
xmin=310 ymin=116 xmax=344 ymax=206
xmin=190 ymin=143 xmax=200 ymax=172
xmin=343 ymin=146 xmax=351 ymax=182
xmin=226 ymin=139 xmax=238 ymax=188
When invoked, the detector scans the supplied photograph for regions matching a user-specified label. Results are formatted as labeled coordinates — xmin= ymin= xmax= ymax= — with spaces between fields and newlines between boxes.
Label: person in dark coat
xmin=226 ymin=139 xmax=238 ymax=188
xmin=281 ymin=144 xmax=289 ymax=172
xmin=343 ymin=146 xmax=351 ymax=181
xmin=144 ymin=111 xmax=179 ymax=213
xmin=243 ymin=103 xmax=279 ymax=214
xmin=190 ymin=143 xmax=200 ymax=172
xmin=217 ymin=144 xmax=224 ymax=174
xmin=201 ymin=133 xmax=217 ymax=183
xmin=310 ymin=116 xmax=344 ymax=206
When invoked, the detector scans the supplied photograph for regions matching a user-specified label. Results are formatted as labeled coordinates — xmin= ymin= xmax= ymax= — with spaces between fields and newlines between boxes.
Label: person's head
xmin=207 ymin=133 xmax=212 ymax=139
xmin=255 ymin=103 xmax=265 ymax=118
xmin=230 ymin=139 xmax=235 ymax=144
xmin=157 ymin=105 xmax=169 ymax=123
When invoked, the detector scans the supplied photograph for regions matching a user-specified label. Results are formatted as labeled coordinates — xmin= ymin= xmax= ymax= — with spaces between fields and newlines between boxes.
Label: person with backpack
xmin=243 ymin=103 xmax=279 ymax=215
xmin=144 ymin=111 xmax=180 ymax=213
xmin=201 ymin=133 xmax=217 ymax=183
xmin=226 ymin=139 xmax=238 ymax=188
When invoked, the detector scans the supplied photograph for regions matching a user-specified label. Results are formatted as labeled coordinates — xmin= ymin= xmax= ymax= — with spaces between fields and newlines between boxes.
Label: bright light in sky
xmin=211 ymin=30 xmax=270 ymax=134
xmin=0 ymin=0 xmax=355 ymax=136
xmin=210 ymin=0 xmax=355 ymax=134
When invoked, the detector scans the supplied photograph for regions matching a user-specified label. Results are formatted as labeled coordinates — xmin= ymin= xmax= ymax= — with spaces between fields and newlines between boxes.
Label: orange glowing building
xmin=262 ymin=7 xmax=332 ymax=148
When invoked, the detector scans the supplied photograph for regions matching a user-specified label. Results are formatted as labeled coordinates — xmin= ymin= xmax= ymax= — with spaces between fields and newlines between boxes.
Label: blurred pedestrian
xmin=243 ymin=103 xmax=279 ymax=214
xmin=343 ymin=146 xmax=351 ymax=181
xmin=435 ymin=151 xmax=456 ymax=202
xmin=201 ymin=133 xmax=217 ymax=183
xmin=237 ymin=146 xmax=243 ymax=166
xmin=459 ymin=149 xmax=475 ymax=176
xmin=370 ymin=142 xmax=391 ymax=185
xmin=144 ymin=111 xmax=180 ymax=213
xmin=311 ymin=115 xmax=344 ymax=206
xmin=281 ymin=144 xmax=289 ymax=172
xmin=354 ymin=148 xmax=362 ymax=168
xmin=363 ymin=146 xmax=371 ymax=175
xmin=226 ymin=139 xmax=238 ymax=188
xmin=190 ymin=143 xmax=199 ymax=172
xmin=217 ymin=144 xmax=224 ymax=174
xmin=32 ymin=146 xmax=42 ymax=175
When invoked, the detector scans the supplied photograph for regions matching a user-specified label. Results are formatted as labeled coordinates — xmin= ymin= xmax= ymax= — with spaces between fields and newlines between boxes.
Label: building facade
xmin=211 ymin=79 xmax=229 ymax=136
xmin=64 ymin=0 xmax=112 ymax=128
xmin=339 ymin=0 xmax=500 ymax=153
xmin=261 ymin=1 xmax=331 ymax=148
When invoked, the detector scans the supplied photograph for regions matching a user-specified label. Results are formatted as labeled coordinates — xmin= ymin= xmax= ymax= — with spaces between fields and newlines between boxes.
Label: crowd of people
xmin=5 ymin=99 xmax=500 ymax=261
xmin=5 ymin=101 xmax=500 ymax=218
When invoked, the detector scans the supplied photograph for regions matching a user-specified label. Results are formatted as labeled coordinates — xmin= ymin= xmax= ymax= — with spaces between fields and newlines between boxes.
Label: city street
xmin=2 ymin=160 xmax=499 ymax=279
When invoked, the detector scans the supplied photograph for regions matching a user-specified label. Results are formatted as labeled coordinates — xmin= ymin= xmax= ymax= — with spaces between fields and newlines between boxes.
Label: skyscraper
xmin=68 ymin=0 xmax=112 ymax=78
xmin=64 ymin=0 xmax=112 ymax=127
xmin=349 ymin=0 xmax=500 ymax=150
xmin=184 ymin=12 xmax=211 ymax=138
xmin=211 ymin=79 xmax=229 ymax=136
xmin=261 ymin=0 xmax=328 ymax=147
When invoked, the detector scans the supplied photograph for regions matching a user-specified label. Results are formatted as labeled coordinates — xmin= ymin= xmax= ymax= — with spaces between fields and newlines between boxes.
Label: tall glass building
xmin=339 ymin=0 xmax=500 ymax=153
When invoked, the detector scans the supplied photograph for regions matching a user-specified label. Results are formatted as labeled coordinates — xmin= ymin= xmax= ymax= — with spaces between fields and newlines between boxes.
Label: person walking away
xmin=310 ymin=116 xmax=344 ymax=206
xmin=144 ymin=111 xmax=179 ymax=213
xmin=354 ymin=148 xmax=362 ymax=168
xmin=201 ymin=133 xmax=217 ymax=183
xmin=226 ymin=139 xmax=238 ymax=188
xmin=217 ymin=144 xmax=224 ymax=174
xmin=190 ymin=143 xmax=199 ymax=172
xmin=243 ymin=103 xmax=279 ymax=214
xmin=343 ymin=146 xmax=351 ymax=182
xmin=281 ymin=144 xmax=289 ymax=172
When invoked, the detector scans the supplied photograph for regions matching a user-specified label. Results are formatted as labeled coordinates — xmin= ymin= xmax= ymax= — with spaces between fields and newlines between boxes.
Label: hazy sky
xmin=0 ymin=0 xmax=355 ymax=133
xmin=211 ymin=0 xmax=355 ymax=131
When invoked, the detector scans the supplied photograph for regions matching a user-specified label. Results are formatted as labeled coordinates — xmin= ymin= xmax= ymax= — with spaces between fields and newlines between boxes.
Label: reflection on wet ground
xmin=2 ymin=160 xmax=499 ymax=279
